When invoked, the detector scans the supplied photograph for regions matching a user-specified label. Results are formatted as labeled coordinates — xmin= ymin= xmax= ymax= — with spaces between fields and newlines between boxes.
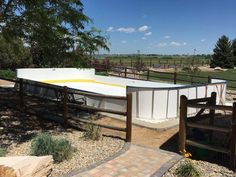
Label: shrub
xmin=31 ymin=132 xmax=74 ymax=163
xmin=31 ymin=133 xmax=54 ymax=156
xmin=53 ymin=139 xmax=73 ymax=162
xmin=175 ymin=160 xmax=201 ymax=177
xmin=0 ymin=147 xmax=6 ymax=157
xmin=83 ymin=123 xmax=102 ymax=141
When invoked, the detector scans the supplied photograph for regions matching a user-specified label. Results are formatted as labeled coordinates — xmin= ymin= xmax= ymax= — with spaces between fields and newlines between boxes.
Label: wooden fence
xmin=93 ymin=64 xmax=236 ymax=95
xmin=179 ymin=92 xmax=236 ymax=170
xmin=0 ymin=77 xmax=133 ymax=142
xmin=96 ymin=58 xmax=210 ymax=69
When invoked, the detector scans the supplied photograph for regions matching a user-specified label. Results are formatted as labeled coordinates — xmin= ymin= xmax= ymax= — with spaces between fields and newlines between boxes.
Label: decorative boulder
xmin=0 ymin=156 xmax=53 ymax=177
xmin=214 ymin=67 xmax=227 ymax=71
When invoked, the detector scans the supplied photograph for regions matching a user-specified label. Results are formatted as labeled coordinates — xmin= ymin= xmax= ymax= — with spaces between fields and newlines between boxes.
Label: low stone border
xmin=58 ymin=143 xmax=131 ymax=177
xmin=151 ymin=150 xmax=183 ymax=177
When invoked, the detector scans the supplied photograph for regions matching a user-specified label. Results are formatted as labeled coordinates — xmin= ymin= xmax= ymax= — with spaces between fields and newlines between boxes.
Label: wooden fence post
xmin=63 ymin=86 xmax=68 ymax=126
xmin=124 ymin=67 xmax=127 ymax=78
xmin=230 ymin=102 xmax=236 ymax=170
xmin=179 ymin=95 xmax=188 ymax=153
xmin=209 ymin=92 xmax=216 ymax=142
xmin=174 ymin=72 xmax=177 ymax=84
xmin=19 ymin=78 xmax=24 ymax=109
xmin=147 ymin=69 xmax=150 ymax=81
xmin=126 ymin=93 xmax=132 ymax=142
xmin=208 ymin=76 xmax=212 ymax=83
xmin=191 ymin=75 xmax=194 ymax=84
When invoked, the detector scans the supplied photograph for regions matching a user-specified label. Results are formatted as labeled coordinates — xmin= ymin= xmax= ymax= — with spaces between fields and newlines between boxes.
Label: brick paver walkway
xmin=74 ymin=144 xmax=182 ymax=177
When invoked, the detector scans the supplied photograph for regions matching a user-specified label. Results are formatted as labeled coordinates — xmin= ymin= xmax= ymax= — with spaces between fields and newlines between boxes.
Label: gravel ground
xmin=163 ymin=158 xmax=236 ymax=177
xmin=6 ymin=129 xmax=124 ymax=177
xmin=0 ymin=101 xmax=124 ymax=177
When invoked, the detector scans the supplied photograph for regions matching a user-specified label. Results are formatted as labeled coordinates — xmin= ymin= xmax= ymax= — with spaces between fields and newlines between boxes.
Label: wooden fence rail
xmin=93 ymin=63 xmax=236 ymax=90
xmin=179 ymin=92 xmax=236 ymax=170
xmin=94 ymin=58 xmax=210 ymax=68
xmin=0 ymin=77 xmax=133 ymax=142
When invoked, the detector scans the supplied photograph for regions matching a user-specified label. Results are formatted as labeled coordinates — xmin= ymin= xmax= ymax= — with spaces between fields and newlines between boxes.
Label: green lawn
xmin=0 ymin=69 xmax=16 ymax=79
xmin=147 ymin=69 xmax=236 ymax=89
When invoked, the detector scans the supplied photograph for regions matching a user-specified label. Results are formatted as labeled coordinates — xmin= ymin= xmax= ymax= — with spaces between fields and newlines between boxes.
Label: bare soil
xmin=0 ymin=79 xmax=14 ymax=86
xmin=96 ymin=117 xmax=179 ymax=152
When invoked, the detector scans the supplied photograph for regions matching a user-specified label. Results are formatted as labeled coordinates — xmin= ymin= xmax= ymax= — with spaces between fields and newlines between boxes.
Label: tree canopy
xmin=232 ymin=39 xmax=236 ymax=66
xmin=211 ymin=35 xmax=233 ymax=69
xmin=0 ymin=34 xmax=32 ymax=69
xmin=0 ymin=0 xmax=109 ymax=67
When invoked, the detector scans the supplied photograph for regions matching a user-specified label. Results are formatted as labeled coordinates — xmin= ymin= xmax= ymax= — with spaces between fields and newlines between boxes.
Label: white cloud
xmin=170 ymin=41 xmax=181 ymax=46
xmin=117 ymin=27 xmax=135 ymax=33
xmin=138 ymin=25 xmax=149 ymax=32
xmin=157 ymin=43 xmax=168 ymax=47
xmin=156 ymin=41 xmax=187 ymax=47
xmin=200 ymin=39 xmax=206 ymax=42
xmin=141 ymin=37 xmax=147 ymax=40
xmin=121 ymin=40 xmax=127 ymax=43
xmin=106 ymin=26 xmax=114 ymax=32
xmin=164 ymin=35 xmax=171 ymax=39
xmin=144 ymin=32 xmax=152 ymax=36
xmin=170 ymin=41 xmax=187 ymax=46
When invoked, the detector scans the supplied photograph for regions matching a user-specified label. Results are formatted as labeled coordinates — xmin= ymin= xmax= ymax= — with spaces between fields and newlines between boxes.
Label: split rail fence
xmin=179 ymin=92 xmax=236 ymax=170
xmin=0 ymin=76 xmax=132 ymax=142
xmin=93 ymin=64 xmax=236 ymax=97
xmin=97 ymin=58 xmax=210 ymax=69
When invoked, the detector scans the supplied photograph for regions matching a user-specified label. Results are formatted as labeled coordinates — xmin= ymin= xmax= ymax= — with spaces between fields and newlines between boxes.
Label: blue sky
xmin=82 ymin=0 xmax=236 ymax=55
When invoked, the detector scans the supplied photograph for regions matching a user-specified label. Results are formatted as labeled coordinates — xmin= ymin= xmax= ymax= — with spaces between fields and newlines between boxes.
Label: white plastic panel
xmin=207 ymin=85 xmax=216 ymax=97
xmin=167 ymin=90 xmax=178 ymax=119
xmin=153 ymin=90 xmax=168 ymax=120
xmin=188 ymin=87 xmax=197 ymax=114
xmin=17 ymin=68 xmax=95 ymax=81
xmin=138 ymin=90 xmax=153 ymax=120
xmin=197 ymin=86 xmax=206 ymax=98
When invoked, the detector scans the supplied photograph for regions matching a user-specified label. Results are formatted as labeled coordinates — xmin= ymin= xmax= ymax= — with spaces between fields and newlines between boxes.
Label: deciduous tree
xmin=0 ymin=34 xmax=32 ymax=69
xmin=0 ymin=0 xmax=109 ymax=67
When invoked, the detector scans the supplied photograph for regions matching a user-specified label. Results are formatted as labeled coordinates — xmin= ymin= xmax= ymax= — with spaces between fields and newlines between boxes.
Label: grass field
xmin=0 ymin=69 xmax=16 ymax=79
xmin=147 ymin=69 xmax=236 ymax=89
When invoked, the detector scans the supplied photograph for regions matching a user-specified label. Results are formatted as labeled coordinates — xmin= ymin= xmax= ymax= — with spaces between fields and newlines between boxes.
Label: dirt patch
xmin=95 ymin=117 xmax=179 ymax=151
xmin=0 ymin=79 xmax=14 ymax=86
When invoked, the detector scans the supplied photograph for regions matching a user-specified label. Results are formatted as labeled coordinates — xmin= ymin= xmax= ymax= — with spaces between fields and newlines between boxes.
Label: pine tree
xmin=232 ymin=39 xmax=236 ymax=66
xmin=211 ymin=35 xmax=233 ymax=69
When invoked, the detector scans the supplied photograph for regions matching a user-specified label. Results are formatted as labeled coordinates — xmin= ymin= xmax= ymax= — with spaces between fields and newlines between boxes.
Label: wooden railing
xmin=0 ymin=77 xmax=133 ymax=142
xmin=96 ymin=58 xmax=210 ymax=68
xmin=179 ymin=92 xmax=236 ymax=170
xmin=93 ymin=64 xmax=236 ymax=91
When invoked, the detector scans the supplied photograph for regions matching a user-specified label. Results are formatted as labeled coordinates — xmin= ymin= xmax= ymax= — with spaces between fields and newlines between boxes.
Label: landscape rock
xmin=214 ymin=67 xmax=228 ymax=71
xmin=0 ymin=155 xmax=53 ymax=177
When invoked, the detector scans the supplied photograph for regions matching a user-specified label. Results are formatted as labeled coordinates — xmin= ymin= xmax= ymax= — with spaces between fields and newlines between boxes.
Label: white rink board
xmin=17 ymin=68 xmax=227 ymax=123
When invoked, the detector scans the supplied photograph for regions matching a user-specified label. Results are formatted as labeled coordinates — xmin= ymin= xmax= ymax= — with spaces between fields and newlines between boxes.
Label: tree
xmin=0 ymin=0 xmax=109 ymax=67
xmin=211 ymin=35 xmax=233 ymax=68
xmin=232 ymin=39 xmax=236 ymax=66
xmin=0 ymin=34 xmax=32 ymax=69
